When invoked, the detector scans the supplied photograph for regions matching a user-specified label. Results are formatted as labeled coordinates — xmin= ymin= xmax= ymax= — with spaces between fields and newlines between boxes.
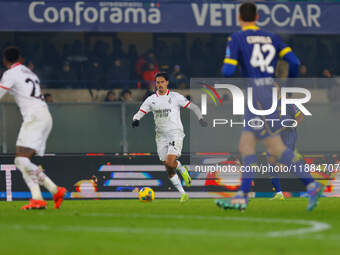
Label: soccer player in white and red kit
xmin=132 ymin=72 xmax=206 ymax=202
xmin=0 ymin=47 xmax=66 ymax=210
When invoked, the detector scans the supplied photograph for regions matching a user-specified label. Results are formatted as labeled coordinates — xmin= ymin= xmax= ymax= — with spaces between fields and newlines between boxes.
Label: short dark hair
xmin=155 ymin=72 xmax=169 ymax=81
xmin=3 ymin=47 xmax=21 ymax=63
xmin=239 ymin=2 xmax=257 ymax=22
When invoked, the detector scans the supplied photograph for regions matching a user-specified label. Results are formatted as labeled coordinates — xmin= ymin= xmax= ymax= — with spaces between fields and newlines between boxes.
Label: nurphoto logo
xmin=200 ymin=82 xmax=311 ymax=128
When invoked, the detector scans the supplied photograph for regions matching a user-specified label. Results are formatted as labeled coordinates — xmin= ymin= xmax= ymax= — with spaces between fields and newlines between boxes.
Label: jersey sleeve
xmin=139 ymin=97 xmax=152 ymax=114
xmin=0 ymin=71 xmax=15 ymax=90
xmin=175 ymin=93 xmax=190 ymax=108
xmin=133 ymin=97 xmax=153 ymax=121
xmin=224 ymin=34 xmax=240 ymax=66
xmin=274 ymin=34 xmax=291 ymax=59
xmin=0 ymin=71 xmax=14 ymax=99
xmin=222 ymin=34 xmax=239 ymax=77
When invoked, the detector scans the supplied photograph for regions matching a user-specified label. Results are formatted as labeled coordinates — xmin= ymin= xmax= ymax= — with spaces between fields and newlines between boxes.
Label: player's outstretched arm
xmin=0 ymin=86 xmax=8 ymax=100
xmin=277 ymin=35 xmax=300 ymax=78
xmin=132 ymin=110 xmax=145 ymax=128
xmin=0 ymin=72 xmax=15 ymax=100
xmin=132 ymin=98 xmax=151 ymax=128
xmin=186 ymin=102 xmax=208 ymax=127
xmin=222 ymin=61 xmax=237 ymax=77
xmin=282 ymin=50 xmax=300 ymax=78
xmin=221 ymin=34 xmax=239 ymax=77
xmin=176 ymin=93 xmax=207 ymax=127
xmin=131 ymin=119 xmax=140 ymax=128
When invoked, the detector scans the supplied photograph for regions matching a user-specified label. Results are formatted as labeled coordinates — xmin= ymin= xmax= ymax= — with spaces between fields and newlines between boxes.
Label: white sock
xmin=176 ymin=161 xmax=186 ymax=175
xmin=277 ymin=191 xmax=283 ymax=195
xmin=36 ymin=167 xmax=58 ymax=195
xmin=15 ymin=157 xmax=43 ymax=200
xmin=170 ymin=174 xmax=185 ymax=195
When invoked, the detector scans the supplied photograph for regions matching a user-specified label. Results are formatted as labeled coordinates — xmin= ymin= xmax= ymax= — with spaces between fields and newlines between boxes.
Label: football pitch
xmin=0 ymin=198 xmax=340 ymax=255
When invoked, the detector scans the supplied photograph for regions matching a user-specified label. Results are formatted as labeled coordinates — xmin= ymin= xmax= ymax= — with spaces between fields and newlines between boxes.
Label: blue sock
xmin=271 ymin=178 xmax=281 ymax=192
xmin=277 ymin=148 xmax=314 ymax=186
xmin=240 ymin=154 xmax=257 ymax=194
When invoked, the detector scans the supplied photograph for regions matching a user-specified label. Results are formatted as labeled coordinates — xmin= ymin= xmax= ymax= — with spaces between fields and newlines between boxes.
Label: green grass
xmin=0 ymin=198 xmax=340 ymax=255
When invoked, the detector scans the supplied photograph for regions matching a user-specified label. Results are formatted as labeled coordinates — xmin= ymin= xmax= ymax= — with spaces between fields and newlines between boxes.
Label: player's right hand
xmin=132 ymin=119 xmax=140 ymax=128
xmin=199 ymin=119 xmax=208 ymax=127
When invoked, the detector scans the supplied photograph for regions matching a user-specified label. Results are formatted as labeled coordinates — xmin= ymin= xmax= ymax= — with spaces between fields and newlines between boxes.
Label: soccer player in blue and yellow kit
xmin=269 ymin=103 xmax=303 ymax=200
xmin=215 ymin=2 xmax=323 ymax=211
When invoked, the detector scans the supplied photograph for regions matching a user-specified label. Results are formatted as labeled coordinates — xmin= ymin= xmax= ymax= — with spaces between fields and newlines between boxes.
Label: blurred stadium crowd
xmin=0 ymin=31 xmax=339 ymax=102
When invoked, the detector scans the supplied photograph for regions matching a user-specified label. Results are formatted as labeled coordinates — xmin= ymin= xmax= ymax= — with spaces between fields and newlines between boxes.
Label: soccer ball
xmin=138 ymin=187 xmax=155 ymax=202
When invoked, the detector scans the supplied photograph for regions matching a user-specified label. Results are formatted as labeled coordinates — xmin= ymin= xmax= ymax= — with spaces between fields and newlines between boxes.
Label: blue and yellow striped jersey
xmin=223 ymin=25 xmax=295 ymax=78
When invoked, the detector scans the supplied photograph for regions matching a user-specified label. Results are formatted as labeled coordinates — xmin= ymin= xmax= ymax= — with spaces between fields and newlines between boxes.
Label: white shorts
xmin=16 ymin=106 xmax=52 ymax=156
xmin=156 ymin=131 xmax=185 ymax=161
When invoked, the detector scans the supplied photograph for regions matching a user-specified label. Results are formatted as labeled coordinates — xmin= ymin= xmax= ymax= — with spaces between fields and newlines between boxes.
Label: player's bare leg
xmin=262 ymin=135 xmax=286 ymax=159
xmin=15 ymin=146 xmax=46 ymax=210
xmin=239 ymin=131 xmax=258 ymax=158
xmin=164 ymin=155 xmax=188 ymax=202
xmin=15 ymin=146 xmax=66 ymax=210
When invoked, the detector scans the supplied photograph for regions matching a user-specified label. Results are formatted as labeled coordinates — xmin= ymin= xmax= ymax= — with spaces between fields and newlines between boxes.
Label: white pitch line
xmin=0 ymin=220 xmax=331 ymax=240
xmin=267 ymin=220 xmax=330 ymax=237
xmin=1 ymin=223 xmax=258 ymax=237
xmin=91 ymin=213 xmax=332 ymax=237
xmin=45 ymin=212 xmax=331 ymax=237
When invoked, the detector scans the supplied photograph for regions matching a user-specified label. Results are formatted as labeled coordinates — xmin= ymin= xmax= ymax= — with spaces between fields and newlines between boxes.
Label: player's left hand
xmin=132 ymin=119 xmax=140 ymax=128
xmin=199 ymin=119 xmax=208 ymax=127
